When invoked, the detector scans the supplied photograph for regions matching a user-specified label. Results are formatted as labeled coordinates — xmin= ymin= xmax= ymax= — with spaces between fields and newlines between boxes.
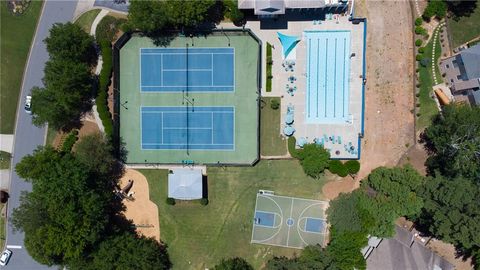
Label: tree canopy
xmin=128 ymin=0 xmax=217 ymax=32
xmin=213 ymin=257 xmax=253 ymax=270
xmin=31 ymin=22 xmax=96 ymax=130
xmin=89 ymin=233 xmax=171 ymax=270
xmin=423 ymin=104 xmax=480 ymax=181
xmin=297 ymin=144 xmax=330 ymax=178
xmin=417 ymin=175 xmax=480 ymax=252
xmin=13 ymin=139 xmax=170 ymax=268
xmin=13 ymin=146 xmax=111 ymax=265
xmin=44 ymin=22 xmax=96 ymax=65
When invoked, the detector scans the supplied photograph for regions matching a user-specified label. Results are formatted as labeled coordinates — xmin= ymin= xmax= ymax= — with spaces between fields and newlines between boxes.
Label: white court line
xmin=286 ymin=198 xmax=294 ymax=247
xmin=6 ymin=245 xmax=22 ymax=249
xmin=140 ymin=85 xmax=234 ymax=88
xmin=211 ymin=112 xmax=214 ymax=144
xmin=162 ymin=68 xmax=212 ymax=72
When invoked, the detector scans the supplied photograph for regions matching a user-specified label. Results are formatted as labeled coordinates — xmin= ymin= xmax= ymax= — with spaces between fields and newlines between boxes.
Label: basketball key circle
xmin=286 ymin=218 xmax=294 ymax=227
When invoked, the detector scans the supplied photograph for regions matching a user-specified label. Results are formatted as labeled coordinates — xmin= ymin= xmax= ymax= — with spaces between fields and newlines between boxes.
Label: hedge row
xmin=266 ymin=42 xmax=273 ymax=92
xmin=96 ymin=40 xmax=113 ymax=138
xmin=288 ymin=136 xmax=300 ymax=158
xmin=328 ymin=160 xmax=360 ymax=177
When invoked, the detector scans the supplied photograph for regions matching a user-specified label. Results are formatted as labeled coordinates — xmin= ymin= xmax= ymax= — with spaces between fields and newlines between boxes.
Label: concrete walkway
xmin=90 ymin=9 xmax=109 ymax=36
xmin=0 ymin=134 xmax=14 ymax=152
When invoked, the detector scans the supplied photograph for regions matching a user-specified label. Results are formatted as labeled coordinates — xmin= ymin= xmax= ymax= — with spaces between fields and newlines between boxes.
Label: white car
xmin=0 ymin=249 xmax=12 ymax=266
xmin=24 ymin=95 xmax=32 ymax=114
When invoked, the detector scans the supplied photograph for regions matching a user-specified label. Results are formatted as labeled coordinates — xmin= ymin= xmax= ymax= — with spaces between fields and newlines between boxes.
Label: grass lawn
xmin=417 ymin=33 xmax=441 ymax=130
xmin=0 ymin=1 xmax=43 ymax=134
xmin=140 ymin=160 xmax=329 ymax=270
xmin=74 ymin=9 xmax=100 ymax=33
xmin=45 ymin=125 xmax=57 ymax=146
xmin=447 ymin=4 xmax=480 ymax=48
xmin=261 ymin=97 xmax=287 ymax=156
xmin=0 ymin=151 xmax=11 ymax=170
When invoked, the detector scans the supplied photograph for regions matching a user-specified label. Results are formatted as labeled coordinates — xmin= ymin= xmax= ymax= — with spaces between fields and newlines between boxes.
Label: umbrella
xmin=283 ymin=126 xmax=295 ymax=136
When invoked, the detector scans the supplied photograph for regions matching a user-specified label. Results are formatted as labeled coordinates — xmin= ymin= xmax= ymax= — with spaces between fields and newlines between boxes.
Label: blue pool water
xmin=141 ymin=106 xmax=234 ymax=150
xmin=140 ymin=47 xmax=235 ymax=92
xmin=304 ymin=31 xmax=351 ymax=124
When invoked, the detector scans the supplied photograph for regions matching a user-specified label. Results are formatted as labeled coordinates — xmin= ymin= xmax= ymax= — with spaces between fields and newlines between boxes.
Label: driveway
xmin=4 ymin=1 xmax=78 ymax=269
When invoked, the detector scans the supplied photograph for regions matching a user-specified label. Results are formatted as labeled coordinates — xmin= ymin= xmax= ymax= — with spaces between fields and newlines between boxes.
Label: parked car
xmin=24 ymin=95 xmax=32 ymax=114
xmin=0 ymin=249 xmax=12 ymax=266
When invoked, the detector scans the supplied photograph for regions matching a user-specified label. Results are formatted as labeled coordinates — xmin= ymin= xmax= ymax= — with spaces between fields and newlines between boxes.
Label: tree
xmin=417 ymin=175 xmax=480 ymax=253
xmin=265 ymin=256 xmax=301 ymax=270
xmin=44 ymin=22 xmax=96 ymax=65
xmin=423 ymin=104 xmax=480 ymax=181
xmin=88 ymin=233 xmax=171 ymax=270
xmin=327 ymin=191 xmax=371 ymax=234
xmin=128 ymin=0 xmax=216 ymax=32
xmin=327 ymin=230 xmax=367 ymax=270
xmin=31 ymin=59 xmax=94 ymax=129
xmin=224 ymin=0 xmax=245 ymax=26
xmin=75 ymin=133 xmax=121 ymax=178
xmin=13 ymin=146 xmax=111 ymax=265
xmin=213 ymin=257 xmax=253 ymax=270
xmin=423 ymin=0 xmax=447 ymax=20
xmin=297 ymin=144 xmax=330 ymax=178
xmin=298 ymin=245 xmax=336 ymax=270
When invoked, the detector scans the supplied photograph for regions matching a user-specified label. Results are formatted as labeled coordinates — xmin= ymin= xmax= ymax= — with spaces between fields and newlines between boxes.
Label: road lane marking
xmin=6 ymin=245 xmax=22 ymax=249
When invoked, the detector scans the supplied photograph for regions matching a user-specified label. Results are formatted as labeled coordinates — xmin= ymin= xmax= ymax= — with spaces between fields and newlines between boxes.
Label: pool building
xmin=114 ymin=31 xmax=261 ymax=165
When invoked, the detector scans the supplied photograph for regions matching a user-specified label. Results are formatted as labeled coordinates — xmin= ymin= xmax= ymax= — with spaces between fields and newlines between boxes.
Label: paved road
xmin=5 ymin=1 xmax=78 ymax=269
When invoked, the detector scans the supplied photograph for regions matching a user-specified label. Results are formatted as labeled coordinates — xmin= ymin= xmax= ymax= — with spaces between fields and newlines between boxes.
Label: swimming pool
xmin=304 ymin=30 xmax=351 ymax=124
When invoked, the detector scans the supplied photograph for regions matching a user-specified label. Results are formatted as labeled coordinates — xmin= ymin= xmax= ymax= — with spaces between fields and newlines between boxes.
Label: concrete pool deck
xmin=220 ymin=15 xmax=365 ymax=159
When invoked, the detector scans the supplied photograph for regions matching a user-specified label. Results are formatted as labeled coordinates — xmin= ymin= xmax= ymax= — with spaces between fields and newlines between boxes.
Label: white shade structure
xmin=168 ymin=169 xmax=203 ymax=200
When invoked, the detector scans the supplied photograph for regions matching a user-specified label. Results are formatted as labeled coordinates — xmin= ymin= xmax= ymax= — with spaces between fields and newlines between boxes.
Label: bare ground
xmin=356 ymin=0 xmax=415 ymax=181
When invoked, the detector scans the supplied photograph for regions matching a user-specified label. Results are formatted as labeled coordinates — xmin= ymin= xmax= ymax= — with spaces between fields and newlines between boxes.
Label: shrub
xmin=297 ymin=144 xmax=330 ymax=178
xmin=328 ymin=160 xmax=343 ymax=174
xmin=420 ymin=58 xmax=431 ymax=67
xmin=344 ymin=160 xmax=360 ymax=174
xmin=416 ymin=54 xmax=424 ymax=61
xmin=270 ymin=99 xmax=280 ymax=110
xmin=95 ymin=16 xmax=126 ymax=43
xmin=200 ymin=198 xmax=209 ymax=206
xmin=266 ymin=43 xmax=273 ymax=92
xmin=415 ymin=17 xmax=423 ymax=26
xmin=96 ymin=41 xmax=114 ymax=138
xmin=418 ymin=47 xmax=425 ymax=54
xmin=166 ymin=197 xmax=175 ymax=205
xmin=415 ymin=39 xmax=423 ymax=47
xmin=61 ymin=131 xmax=78 ymax=152
xmin=422 ymin=0 xmax=447 ymax=20
xmin=288 ymin=136 xmax=300 ymax=158
xmin=224 ymin=0 xmax=245 ymax=26
xmin=415 ymin=26 xmax=427 ymax=35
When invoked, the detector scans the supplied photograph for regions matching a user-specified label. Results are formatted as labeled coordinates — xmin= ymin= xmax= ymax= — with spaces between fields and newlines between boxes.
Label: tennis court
xmin=140 ymin=48 xmax=235 ymax=92
xmin=118 ymin=33 xmax=260 ymax=164
xmin=305 ymin=30 xmax=351 ymax=124
xmin=251 ymin=192 xmax=328 ymax=249
xmin=141 ymin=106 xmax=234 ymax=150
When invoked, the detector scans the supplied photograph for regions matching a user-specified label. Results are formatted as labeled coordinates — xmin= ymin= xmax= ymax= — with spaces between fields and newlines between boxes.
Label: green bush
xmin=266 ymin=42 xmax=273 ymax=92
xmin=422 ymin=0 xmax=447 ymax=21
xmin=416 ymin=54 xmax=424 ymax=61
xmin=415 ymin=39 xmax=423 ymax=47
xmin=418 ymin=47 xmax=425 ymax=53
xmin=297 ymin=144 xmax=330 ymax=178
xmin=200 ymin=198 xmax=209 ymax=206
xmin=224 ymin=0 xmax=245 ymax=26
xmin=415 ymin=26 xmax=427 ymax=35
xmin=288 ymin=136 xmax=300 ymax=158
xmin=328 ymin=160 xmax=343 ymax=174
xmin=270 ymin=99 xmax=280 ymax=110
xmin=96 ymin=40 xmax=114 ymax=138
xmin=95 ymin=16 xmax=126 ymax=43
xmin=166 ymin=197 xmax=175 ymax=205
xmin=344 ymin=160 xmax=360 ymax=174
xmin=415 ymin=17 xmax=423 ymax=26
xmin=61 ymin=131 xmax=78 ymax=152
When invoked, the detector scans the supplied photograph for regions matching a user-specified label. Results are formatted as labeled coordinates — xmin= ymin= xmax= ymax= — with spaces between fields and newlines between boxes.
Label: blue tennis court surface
xmin=141 ymin=106 xmax=234 ymax=150
xmin=140 ymin=48 xmax=234 ymax=92
xmin=305 ymin=31 xmax=351 ymax=124
xmin=255 ymin=211 xmax=275 ymax=227
xmin=305 ymin=218 xmax=326 ymax=233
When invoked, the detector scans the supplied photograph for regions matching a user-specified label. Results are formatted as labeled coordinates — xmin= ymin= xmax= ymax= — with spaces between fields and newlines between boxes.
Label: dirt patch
xmin=357 ymin=0 xmax=415 ymax=180
xmin=397 ymin=140 xmax=428 ymax=175
xmin=322 ymin=175 xmax=359 ymax=201
xmin=77 ymin=120 xmax=100 ymax=139
xmin=119 ymin=169 xmax=160 ymax=241
xmin=427 ymin=239 xmax=474 ymax=270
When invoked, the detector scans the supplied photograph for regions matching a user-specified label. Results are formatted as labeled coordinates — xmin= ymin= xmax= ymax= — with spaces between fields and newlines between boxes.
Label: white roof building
xmin=168 ymin=169 xmax=203 ymax=200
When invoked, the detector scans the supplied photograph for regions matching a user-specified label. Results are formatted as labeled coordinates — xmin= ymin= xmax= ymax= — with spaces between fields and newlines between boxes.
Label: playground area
xmin=117 ymin=32 xmax=260 ymax=165
xmin=251 ymin=192 xmax=328 ymax=249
